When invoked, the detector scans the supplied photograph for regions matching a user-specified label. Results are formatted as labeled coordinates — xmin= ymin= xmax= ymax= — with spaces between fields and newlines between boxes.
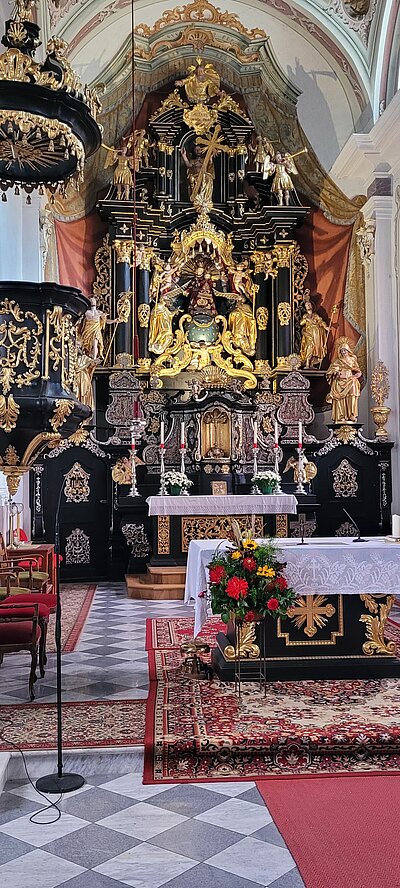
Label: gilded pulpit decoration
xmin=64 ymin=462 xmax=90 ymax=504
xmin=286 ymin=596 xmax=336 ymax=638
xmin=65 ymin=528 xmax=90 ymax=564
xmin=0 ymin=299 xmax=43 ymax=431
xmin=0 ymin=394 xmax=20 ymax=433
xmin=121 ymin=523 xmax=150 ymax=558
xmin=50 ymin=399 xmax=74 ymax=432
xmin=359 ymin=594 xmax=396 ymax=656
xmin=332 ymin=459 xmax=358 ymax=498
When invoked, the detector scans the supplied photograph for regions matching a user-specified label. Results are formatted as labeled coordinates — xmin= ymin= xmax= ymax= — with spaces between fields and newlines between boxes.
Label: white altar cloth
xmin=185 ymin=537 xmax=400 ymax=636
xmin=147 ymin=493 xmax=298 ymax=516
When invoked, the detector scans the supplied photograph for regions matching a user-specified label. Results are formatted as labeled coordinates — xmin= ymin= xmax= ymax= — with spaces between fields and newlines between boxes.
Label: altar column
xmin=113 ymin=239 xmax=134 ymax=366
xmin=273 ymin=242 xmax=295 ymax=368
xmin=137 ymin=247 xmax=151 ymax=361
xmin=251 ymin=250 xmax=274 ymax=367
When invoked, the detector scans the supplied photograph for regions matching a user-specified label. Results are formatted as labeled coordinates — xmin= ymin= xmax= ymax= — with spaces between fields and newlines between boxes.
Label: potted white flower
xmin=251 ymin=469 xmax=280 ymax=494
xmin=163 ymin=470 xmax=193 ymax=496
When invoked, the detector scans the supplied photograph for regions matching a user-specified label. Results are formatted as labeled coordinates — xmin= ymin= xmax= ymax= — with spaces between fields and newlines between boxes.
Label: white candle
xmin=392 ymin=515 xmax=400 ymax=538
xmin=180 ymin=421 xmax=185 ymax=447
xmin=274 ymin=421 xmax=279 ymax=445
xmin=160 ymin=420 xmax=165 ymax=446
xmin=253 ymin=420 xmax=258 ymax=446
xmin=131 ymin=436 xmax=135 ymax=452
xmin=298 ymin=421 xmax=303 ymax=447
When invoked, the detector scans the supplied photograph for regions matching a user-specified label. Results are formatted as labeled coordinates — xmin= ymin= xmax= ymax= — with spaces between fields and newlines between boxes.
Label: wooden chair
xmin=0 ymin=603 xmax=45 ymax=700
xmin=0 ymin=532 xmax=50 ymax=591
xmin=0 ymin=567 xmax=53 ymax=670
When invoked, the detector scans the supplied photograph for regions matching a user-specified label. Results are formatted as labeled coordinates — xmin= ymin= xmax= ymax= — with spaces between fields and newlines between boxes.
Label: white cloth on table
xmin=146 ymin=493 xmax=298 ymax=516
xmin=185 ymin=537 xmax=400 ymax=637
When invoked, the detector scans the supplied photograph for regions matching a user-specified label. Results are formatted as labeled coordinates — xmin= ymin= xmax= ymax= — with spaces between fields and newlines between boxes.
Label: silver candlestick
xmin=251 ymin=444 xmax=259 ymax=494
xmin=273 ymin=444 xmax=283 ymax=494
xmin=158 ymin=446 xmax=168 ymax=496
xmin=180 ymin=446 xmax=190 ymax=495
xmin=128 ymin=419 xmax=146 ymax=498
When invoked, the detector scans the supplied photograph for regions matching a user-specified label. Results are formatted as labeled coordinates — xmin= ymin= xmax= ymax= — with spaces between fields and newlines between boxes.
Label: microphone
xmin=342 ymin=507 xmax=366 ymax=543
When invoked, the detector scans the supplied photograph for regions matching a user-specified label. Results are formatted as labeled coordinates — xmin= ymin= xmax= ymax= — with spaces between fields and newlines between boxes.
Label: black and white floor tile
xmin=0 ymin=583 xmax=304 ymax=887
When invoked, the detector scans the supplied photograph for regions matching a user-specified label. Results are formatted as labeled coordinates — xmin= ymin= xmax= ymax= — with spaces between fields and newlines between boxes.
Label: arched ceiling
xmin=1 ymin=0 xmax=399 ymax=171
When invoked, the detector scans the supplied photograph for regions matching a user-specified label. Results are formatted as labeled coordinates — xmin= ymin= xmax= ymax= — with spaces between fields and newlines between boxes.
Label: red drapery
xmin=55 ymin=211 xmax=107 ymax=297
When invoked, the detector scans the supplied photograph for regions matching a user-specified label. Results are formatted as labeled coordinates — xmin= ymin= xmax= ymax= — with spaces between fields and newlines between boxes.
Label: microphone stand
xmin=36 ymin=476 xmax=85 ymax=794
xmin=343 ymin=507 xmax=366 ymax=543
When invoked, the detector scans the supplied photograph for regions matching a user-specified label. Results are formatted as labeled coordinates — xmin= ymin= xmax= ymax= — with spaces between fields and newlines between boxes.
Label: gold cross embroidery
xmin=287 ymin=595 xmax=336 ymax=638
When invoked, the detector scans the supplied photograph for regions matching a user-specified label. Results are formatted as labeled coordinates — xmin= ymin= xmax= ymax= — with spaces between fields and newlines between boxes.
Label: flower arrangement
xmin=251 ymin=470 xmax=280 ymax=494
xmin=163 ymin=470 xmax=193 ymax=495
xmin=208 ymin=532 xmax=296 ymax=624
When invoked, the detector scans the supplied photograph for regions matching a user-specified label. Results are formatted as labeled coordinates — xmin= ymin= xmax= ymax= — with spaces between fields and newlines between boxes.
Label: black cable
xmin=0 ymin=729 xmax=63 ymax=824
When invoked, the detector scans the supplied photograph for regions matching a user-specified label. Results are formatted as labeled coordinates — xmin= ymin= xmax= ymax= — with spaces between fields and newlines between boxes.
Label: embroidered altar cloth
xmin=147 ymin=493 xmax=298 ymax=516
xmin=184 ymin=537 xmax=400 ymax=636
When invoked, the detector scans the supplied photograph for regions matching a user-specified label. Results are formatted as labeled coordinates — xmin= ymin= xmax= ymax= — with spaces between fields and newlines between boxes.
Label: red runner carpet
xmin=256 ymin=774 xmax=400 ymax=888
xmin=0 ymin=699 xmax=145 ymax=750
xmin=47 ymin=583 xmax=97 ymax=653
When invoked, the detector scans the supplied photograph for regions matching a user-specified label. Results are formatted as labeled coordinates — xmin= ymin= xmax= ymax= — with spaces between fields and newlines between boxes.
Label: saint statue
xmin=148 ymin=293 xmax=176 ymax=355
xmin=175 ymin=58 xmax=221 ymax=104
xmin=249 ymin=135 xmax=275 ymax=175
xmin=103 ymin=143 xmax=135 ymax=199
xmin=299 ymin=301 xmax=329 ymax=368
xmin=187 ymin=263 xmax=218 ymax=318
xmin=77 ymin=297 xmax=108 ymax=361
xmin=271 ymin=151 xmax=298 ymax=206
xmin=127 ymin=129 xmax=153 ymax=171
xmin=228 ymin=294 xmax=257 ymax=356
xmin=326 ymin=337 xmax=362 ymax=423
xmin=180 ymin=143 xmax=215 ymax=211
xmin=73 ymin=350 xmax=96 ymax=414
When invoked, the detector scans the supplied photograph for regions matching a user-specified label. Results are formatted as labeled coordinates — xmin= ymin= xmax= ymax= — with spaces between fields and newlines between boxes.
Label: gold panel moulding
xmin=277 ymin=594 xmax=344 ymax=646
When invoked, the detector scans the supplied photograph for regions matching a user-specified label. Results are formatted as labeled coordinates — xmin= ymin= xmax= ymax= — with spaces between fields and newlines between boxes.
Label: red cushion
xmin=0 ymin=622 xmax=41 ymax=643
xmin=17 ymin=559 xmax=40 ymax=569
xmin=5 ymin=593 xmax=57 ymax=611
xmin=0 ymin=603 xmax=49 ymax=619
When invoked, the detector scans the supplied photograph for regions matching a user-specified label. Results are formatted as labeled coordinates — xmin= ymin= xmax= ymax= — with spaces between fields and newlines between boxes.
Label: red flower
xmin=267 ymin=597 xmax=279 ymax=611
xmin=275 ymin=576 xmax=288 ymax=590
xmin=209 ymin=565 xmax=226 ymax=584
xmin=242 ymin=557 xmax=257 ymax=572
xmin=245 ymin=610 xmax=256 ymax=622
xmin=226 ymin=577 xmax=249 ymax=600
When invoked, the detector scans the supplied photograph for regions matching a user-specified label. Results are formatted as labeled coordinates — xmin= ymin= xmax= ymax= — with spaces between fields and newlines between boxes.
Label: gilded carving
xmin=256 ymin=307 xmax=268 ymax=330
xmin=113 ymin=240 xmax=134 ymax=264
xmin=181 ymin=515 xmax=263 ymax=552
xmin=65 ymin=528 xmax=90 ymax=565
xmin=157 ymin=516 xmax=170 ymax=554
xmin=332 ymin=458 xmax=358 ymax=498
xmin=286 ymin=595 xmax=336 ymax=638
xmin=277 ymin=302 xmax=291 ymax=326
xmin=0 ymin=394 xmax=20 ymax=432
xmin=64 ymin=462 xmax=90 ymax=503
xmin=224 ymin=622 xmax=260 ymax=660
xmin=92 ymin=234 xmax=112 ymax=315
xmin=275 ymin=514 xmax=288 ymax=537
xmin=360 ymin=595 xmax=396 ymax=656
xmin=111 ymin=457 xmax=132 ymax=486
xmin=138 ymin=303 xmax=151 ymax=328
xmin=50 ymin=399 xmax=74 ymax=432
xmin=0 ymin=299 xmax=42 ymax=394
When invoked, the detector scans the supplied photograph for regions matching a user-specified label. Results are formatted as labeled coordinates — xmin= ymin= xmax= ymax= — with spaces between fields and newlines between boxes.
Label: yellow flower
xmin=256 ymin=567 xmax=264 ymax=576
xmin=264 ymin=567 xmax=275 ymax=578
xmin=243 ymin=539 xmax=258 ymax=550
xmin=231 ymin=551 xmax=242 ymax=560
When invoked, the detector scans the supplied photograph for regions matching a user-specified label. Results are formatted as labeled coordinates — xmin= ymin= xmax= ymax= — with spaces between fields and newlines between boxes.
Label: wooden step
xmin=126 ymin=574 xmax=185 ymax=600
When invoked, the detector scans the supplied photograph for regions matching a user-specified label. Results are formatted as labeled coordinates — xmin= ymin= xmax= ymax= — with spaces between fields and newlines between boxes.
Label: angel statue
xmin=326 ymin=336 xmax=362 ymax=423
xmin=271 ymin=151 xmax=298 ymax=206
xmin=127 ymin=129 xmax=153 ymax=171
xmin=175 ymin=58 xmax=221 ymax=104
xmin=103 ymin=143 xmax=134 ymax=200
xmin=249 ymin=135 xmax=275 ymax=175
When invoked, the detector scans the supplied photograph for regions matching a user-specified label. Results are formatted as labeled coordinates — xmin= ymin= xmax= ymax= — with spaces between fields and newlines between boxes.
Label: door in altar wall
xmin=30 ymin=444 xmax=110 ymax=582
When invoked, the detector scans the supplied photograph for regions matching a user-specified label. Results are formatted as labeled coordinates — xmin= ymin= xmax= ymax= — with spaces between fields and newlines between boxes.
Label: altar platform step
xmin=126 ymin=566 xmax=186 ymax=600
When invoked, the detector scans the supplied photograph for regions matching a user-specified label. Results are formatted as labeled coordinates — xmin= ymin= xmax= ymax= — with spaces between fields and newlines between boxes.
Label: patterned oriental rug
xmin=47 ymin=583 xmax=97 ymax=653
xmin=256 ymin=774 xmax=400 ymax=888
xmin=144 ymin=618 xmax=400 ymax=783
xmin=0 ymin=700 xmax=146 ymax=750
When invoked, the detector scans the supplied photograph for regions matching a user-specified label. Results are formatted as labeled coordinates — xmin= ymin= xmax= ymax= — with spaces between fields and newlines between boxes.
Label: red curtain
xmin=55 ymin=211 xmax=107 ymax=297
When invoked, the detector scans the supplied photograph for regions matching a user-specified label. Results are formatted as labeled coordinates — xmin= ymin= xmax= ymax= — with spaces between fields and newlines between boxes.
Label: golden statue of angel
xmin=103 ymin=143 xmax=135 ymax=199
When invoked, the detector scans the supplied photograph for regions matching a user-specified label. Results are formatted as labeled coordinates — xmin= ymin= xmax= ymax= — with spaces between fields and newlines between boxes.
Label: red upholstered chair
xmin=0 ymin=603 xmax=44 ymax=700
xmin=0 ymin=531 xmax=49 ymax=591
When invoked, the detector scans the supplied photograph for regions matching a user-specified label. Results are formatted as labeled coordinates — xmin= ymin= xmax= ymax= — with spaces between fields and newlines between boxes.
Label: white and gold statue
xmin=326 ymin=336 xmax=362 ymax=423
xmin=77 ymin=297 xmax=108 ymax=361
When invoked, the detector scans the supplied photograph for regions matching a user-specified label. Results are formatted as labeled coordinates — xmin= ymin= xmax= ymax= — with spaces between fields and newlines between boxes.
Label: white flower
xmin=164 ymin=470 xmax=193 ymax=489
xmin=251 ymin=471 xmax=280 ymax=482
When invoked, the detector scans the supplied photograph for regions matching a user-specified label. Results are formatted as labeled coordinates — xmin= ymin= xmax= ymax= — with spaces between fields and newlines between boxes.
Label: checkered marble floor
xmin=0 ymin=583 xmax=304 ymax=887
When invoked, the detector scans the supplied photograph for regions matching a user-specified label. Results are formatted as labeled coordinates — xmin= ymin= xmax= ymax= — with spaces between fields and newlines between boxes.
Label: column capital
xmin=362 ymin=194 xmax=393 ymax=221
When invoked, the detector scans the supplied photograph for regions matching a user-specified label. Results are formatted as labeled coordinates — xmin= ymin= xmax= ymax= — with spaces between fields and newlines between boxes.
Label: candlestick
xmin=128 ymin=430 xmax=140 ymax=497
xmin=180 ymin=420 xmax=185 ymax=447
xmin=273 ymin=445 xmax=283 ymax=495
xmin=251 ymin=443 xmax=259 ymax=494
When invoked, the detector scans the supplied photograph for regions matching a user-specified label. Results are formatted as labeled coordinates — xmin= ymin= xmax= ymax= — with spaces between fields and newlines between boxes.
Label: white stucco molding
xmin=331 ymin=87 xmax=400 ymax=189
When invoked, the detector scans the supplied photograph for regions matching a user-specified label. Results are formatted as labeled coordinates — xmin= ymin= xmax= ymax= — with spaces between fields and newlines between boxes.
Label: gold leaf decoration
xmin=0 ymin=394 xmax=20 ymax=432
xmin=50 ymin=399 xmax=74 ymax=432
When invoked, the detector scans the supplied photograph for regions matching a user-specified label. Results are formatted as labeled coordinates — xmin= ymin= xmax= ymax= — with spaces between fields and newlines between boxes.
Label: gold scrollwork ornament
xmin=0 ymin=394 xmax=20 ymax=432
xmin=138 ymin=304 xmax=151 ymax=328
xmin=359 ymin=595 xmax=396 ymax=656
xmin=50 ymin=399 xmax=74 ymax=432
xmin=256 ymin=306 xmax=269 ymax=330
xmin=224 ymin=621 xmax=260 ymax=660
xmin=277 ymin=302 xmax=291 ymax=326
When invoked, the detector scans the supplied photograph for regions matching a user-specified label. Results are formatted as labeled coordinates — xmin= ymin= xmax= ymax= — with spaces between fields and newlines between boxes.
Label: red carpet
xmin=256 ymin=774 xmax=400 ymax=888
xmin=47 ymin=583 xmax=96 ymax=653
xmin=0 ymin=699 xmax=145 ymax=750
xmin=145 ymin=615 xmax=224 ymax=651
xmin=144 ymin=618 xmax=400 ymax=783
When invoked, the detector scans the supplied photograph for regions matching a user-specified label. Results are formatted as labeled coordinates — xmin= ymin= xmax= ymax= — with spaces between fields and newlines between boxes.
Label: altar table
xmin=147 ymin=494 xmax=298 ymax=566
xmin=184 ymin=537 xmax=400 ymax=680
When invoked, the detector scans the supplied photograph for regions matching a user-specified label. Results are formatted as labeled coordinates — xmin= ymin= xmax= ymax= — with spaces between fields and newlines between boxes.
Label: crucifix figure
xmin=180 ymin=125 xmax=226 ymax=212
xmin=286 ymin=595 xmax=336 ymax=638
